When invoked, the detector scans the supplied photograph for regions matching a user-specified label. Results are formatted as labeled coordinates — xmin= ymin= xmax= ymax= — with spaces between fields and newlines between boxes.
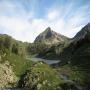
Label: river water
xmin=26 ymin=57 xmax=60 ymax=65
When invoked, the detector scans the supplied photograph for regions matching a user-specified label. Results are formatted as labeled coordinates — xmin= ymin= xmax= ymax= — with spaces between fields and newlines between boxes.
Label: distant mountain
xmin=73 ymin=23 xmax=90 ymax=43
xmin=34 ymin=27 xmax=69 ymax=45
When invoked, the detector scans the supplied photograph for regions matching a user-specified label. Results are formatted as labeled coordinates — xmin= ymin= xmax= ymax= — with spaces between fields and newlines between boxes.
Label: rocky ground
xmin=0 ymin=60 xmax=18 ymax=88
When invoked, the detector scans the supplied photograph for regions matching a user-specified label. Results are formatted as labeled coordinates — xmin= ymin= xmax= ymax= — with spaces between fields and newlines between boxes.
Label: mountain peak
xmin=74 ymin=23 xmax=90 ymax=42
xmin=45 ymin=27 xmax=51 ymax=31
xmin=86 ymin=23 xmax=90 ymax=27
xmin=34 ymin=27 xmax=69 ymax=44
xmin=43 ymin=27 xmax=52 ymax=34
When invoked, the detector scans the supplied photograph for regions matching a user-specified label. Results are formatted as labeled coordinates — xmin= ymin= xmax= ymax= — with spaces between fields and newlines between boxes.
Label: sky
xmin=0 ymin=0 xmax=90 ymax=42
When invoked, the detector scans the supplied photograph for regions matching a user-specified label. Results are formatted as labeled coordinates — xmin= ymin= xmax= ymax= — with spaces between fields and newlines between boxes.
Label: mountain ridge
xmin=34 ymin=27 xmax=69 ymax=45
xmin=73 ymin=23 xmax=90 ymax=43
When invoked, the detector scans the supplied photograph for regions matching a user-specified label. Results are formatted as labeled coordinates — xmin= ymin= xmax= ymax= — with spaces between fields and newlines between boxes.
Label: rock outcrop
xmin=0 ymin=61 xmax=17 ymax=88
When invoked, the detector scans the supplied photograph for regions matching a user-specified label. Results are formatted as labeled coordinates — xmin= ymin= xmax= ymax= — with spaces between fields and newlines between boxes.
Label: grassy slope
xmin=18 ymin=62 xmax=66 ymax=90
xmin=2 ymin=53 xmax=34 ymax=77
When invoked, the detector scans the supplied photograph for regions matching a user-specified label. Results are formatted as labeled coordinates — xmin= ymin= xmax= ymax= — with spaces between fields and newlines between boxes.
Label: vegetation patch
xmin=18 ymin=62 xmax=65 ymax=90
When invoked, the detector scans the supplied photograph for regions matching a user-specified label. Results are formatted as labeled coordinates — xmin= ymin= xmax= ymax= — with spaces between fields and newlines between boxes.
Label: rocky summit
xmin=34 ymin=27 xmax=69 ymax=45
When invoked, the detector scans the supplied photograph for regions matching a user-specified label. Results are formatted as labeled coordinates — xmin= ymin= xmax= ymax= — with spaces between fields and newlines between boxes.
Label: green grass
xmin=31 ymin=63 xmax=61 ymax=82
xmin=57 ymin=63 xmax=90 ymax=86
xmin=19 ymin=62 xmax=65 ymax=90
xmin=2 ymin=53 xmax=34 ymax=77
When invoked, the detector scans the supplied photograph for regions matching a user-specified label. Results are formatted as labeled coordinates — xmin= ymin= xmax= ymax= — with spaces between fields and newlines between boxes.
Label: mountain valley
xmin=0 ymin=23 xmax=90 ymax=90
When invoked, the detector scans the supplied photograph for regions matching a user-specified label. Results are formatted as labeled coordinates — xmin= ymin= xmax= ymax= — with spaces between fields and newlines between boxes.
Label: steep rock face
xmin=34 ymin=27 xmax=69 ymax=45
xmin=73 ymin=23 xmax=90 ymax=43
xmin=0 ymin=61 xmax=17 ymax=88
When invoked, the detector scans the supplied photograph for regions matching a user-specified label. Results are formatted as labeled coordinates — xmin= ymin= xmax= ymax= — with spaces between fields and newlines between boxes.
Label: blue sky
xmin=0 ymin=0 xmax=90 ymax=42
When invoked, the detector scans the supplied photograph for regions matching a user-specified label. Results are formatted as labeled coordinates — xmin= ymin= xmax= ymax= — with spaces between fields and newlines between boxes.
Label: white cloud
xmin=47 ymin=10 xmax=60 ymax=21
xmin=0 ymin=0 xmax=90 ymax=42
xmin=0 ymin=16 xmax=29 ymax=32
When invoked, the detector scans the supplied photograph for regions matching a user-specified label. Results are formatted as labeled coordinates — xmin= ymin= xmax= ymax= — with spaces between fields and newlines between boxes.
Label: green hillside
xmin=0 ymin=34 xmax=34 ymax=87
